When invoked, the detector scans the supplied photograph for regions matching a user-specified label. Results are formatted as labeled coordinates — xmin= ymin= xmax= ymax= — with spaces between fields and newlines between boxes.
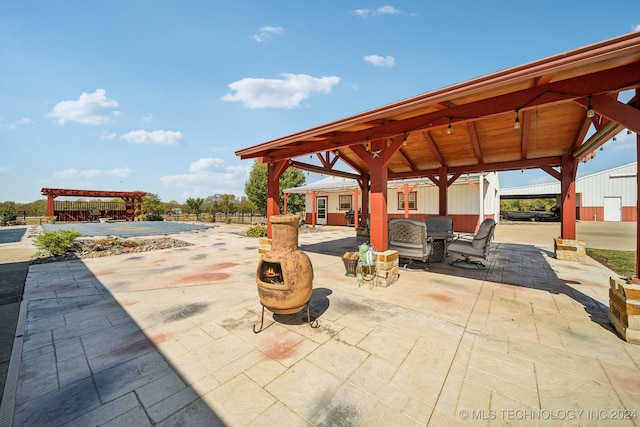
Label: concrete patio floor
xmin=2 ymin=224 xmax=640 ymax=426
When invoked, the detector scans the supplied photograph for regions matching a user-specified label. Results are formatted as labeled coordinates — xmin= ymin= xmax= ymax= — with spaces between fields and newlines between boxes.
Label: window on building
xmin=339 ymin=195 xmax=352 ymax=210
xmin=398 ymin=192 xmax=417 ymax=210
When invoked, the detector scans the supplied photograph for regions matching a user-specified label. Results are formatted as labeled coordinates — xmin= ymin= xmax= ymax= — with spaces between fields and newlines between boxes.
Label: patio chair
xmin=447 ymin=218 xmax=496 ymax=269
xmin=388 ymin=218 xmax=432 ymax=268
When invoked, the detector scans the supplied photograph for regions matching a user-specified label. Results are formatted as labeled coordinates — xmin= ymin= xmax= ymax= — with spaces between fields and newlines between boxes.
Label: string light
xmin=586 ymin=96 xmax=595 ymax=118
xmin=447 ymin=118 xmax=452 ymax=135
xmin=514 ymin=109 xmax=520 ymax=129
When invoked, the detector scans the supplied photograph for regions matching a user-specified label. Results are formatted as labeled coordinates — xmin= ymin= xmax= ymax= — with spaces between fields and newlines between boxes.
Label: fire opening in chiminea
xmin=259 ymin=262 xmax=283 ymax=285
xmin=254 ymin=214 xmax=319 ymax=333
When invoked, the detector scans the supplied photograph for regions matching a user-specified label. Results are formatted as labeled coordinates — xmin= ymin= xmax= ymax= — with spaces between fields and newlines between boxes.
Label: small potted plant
xmin=45 ymin=215 xmax=57 ymax=224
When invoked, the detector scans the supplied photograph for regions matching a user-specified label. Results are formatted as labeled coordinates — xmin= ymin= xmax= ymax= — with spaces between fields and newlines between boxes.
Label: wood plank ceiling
xmin=236 ymin=32 xmax=640 ymax=181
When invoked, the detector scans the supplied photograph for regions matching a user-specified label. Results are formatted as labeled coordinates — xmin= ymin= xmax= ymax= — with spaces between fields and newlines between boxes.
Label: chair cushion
xmin=471 ymin=219 xmax=495 ymax=248
xmin=425 ymin=216 xmax=453 ymax=235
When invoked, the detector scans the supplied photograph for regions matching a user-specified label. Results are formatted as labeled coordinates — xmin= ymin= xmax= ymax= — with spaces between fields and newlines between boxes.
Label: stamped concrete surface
xmin=1 ymin=222 xmax=639 ymax=426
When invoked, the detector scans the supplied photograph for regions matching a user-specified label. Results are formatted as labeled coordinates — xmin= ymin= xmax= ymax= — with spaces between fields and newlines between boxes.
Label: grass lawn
xmin=586 ymin=248 xmax=636 ymax=280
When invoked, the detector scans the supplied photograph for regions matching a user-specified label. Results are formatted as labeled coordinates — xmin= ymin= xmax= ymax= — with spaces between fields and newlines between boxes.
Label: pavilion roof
xmin=236 ymin=32 xmax=640 ymax=180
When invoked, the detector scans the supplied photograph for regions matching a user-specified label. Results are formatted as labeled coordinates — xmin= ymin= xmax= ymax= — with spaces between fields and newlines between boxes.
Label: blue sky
xmin=1 ymin=1 xmax=639 ymax=203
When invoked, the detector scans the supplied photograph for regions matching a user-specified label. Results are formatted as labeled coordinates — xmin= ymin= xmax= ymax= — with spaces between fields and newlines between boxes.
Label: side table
xmin=428 ymin=233 xmax=455 ymax=263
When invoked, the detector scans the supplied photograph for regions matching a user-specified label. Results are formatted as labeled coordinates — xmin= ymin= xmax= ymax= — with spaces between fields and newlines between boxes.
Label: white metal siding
xmin=578 ymin=163 xmax=637 ymax=206
xmin=302 ymin=174 xmax=499 ymax=216
xmin=500 ymin=163 xmax=636 ymax=212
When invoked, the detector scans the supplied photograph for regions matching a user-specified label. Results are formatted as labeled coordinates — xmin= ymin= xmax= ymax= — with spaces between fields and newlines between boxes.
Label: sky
xmin=1 ymin=1 xmax=640 ymax=204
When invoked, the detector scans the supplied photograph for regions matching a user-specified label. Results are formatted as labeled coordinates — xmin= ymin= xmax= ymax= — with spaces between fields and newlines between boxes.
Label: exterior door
xmin=603 ymin=196 xmax=622 ymax=221
xmin=316 ymin=197 xmax=328 ymax=225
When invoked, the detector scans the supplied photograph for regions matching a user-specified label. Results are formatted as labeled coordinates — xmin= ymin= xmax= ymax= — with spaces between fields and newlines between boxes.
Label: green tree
xmin=19 ymin=199 xmax=46 ymax=216
xmin=185 ymin=197 xmax=205 ymax=220
xmin=204 ymin=195 xmax=220 ymax=214
xmin=0 ymin=201 xmax=17 ymax=226
xmin=142 ymin=192 xmax=163 ymax=215
xmin=236 ymin=195 xmax=256 ymax=212
xmin=245 ymin=161 xmax=268 ymax=212
xmin=217 ymin=194 xmax=237 ymax=217
xmin=244 ymin=160 xmax=306 ymax=213
xmin=281 ymin=168 xmax=306 ymax=214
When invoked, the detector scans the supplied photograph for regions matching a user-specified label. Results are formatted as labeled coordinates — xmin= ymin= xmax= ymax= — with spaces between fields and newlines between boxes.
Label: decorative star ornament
xmin=371 ymin=149 xmax=381 ymax=158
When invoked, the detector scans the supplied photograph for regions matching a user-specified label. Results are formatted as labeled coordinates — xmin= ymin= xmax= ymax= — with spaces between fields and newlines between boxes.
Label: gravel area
xmin=30 ymin=237 xmax=192 ymax=264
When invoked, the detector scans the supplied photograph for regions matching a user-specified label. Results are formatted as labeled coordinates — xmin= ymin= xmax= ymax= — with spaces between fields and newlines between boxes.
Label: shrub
xmin=246 ymin=225 xmax=267 ymax=237
xmin=34 ymin=229 xmax=82 ymax=256
xmin=144 ymin=213 xmax=164 ymax=221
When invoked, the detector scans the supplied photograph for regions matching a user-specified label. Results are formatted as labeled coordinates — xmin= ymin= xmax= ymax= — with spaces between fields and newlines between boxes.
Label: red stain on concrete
xmin=262 ymin=337 xmax=299 ymax=360
xmin=95 ymin=269 xmax=117 ymax=276
xmin=182 ymin=272 xmax=231 ymax=283
xmin=427 ymin=293 xmax=454 ymax=303
xmin=149 ymin=333 xmax=168 ymax=345
xmin=211 ymin=262 xmax=239 ymax=270
xmin=119 ymin=300 xmax=139 ymax=307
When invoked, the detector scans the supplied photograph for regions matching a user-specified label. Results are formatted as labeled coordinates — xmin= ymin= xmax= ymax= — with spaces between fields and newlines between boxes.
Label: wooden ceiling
xmin=236 ymin=32 xmax=640 ymax=180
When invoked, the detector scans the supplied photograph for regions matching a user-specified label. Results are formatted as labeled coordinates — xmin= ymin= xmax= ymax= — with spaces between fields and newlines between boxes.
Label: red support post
xmin=350 ymin=187 xmax=361 ymax=228
xmin=310 ymin=191 xmax=318 ymax=228
xmin=266 ymin=160 xmax=287 ymax=238
xmin=46 ymin=194 xmax=55 ymax=217
xmin=360 ymin=175 xmax=369 ymax=227
xmin=634 ymin=89 xmax=640 ymax=283
xmin=368 ymin=140 xmax=390 ymax=250
xmin=438 ymin=167 xmax=448 ymax=216
xmin=560 ymin=154 xmax=578 ymax=240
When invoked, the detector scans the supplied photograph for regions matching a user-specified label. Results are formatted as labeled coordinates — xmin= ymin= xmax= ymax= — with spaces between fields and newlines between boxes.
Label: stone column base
xmin=609 ymin=277 xmax=640 ymax=344
xmin=258 ymin=238 xmax=272 ymax=255
xmin=554 ymin=238 xmax=586 ymax=262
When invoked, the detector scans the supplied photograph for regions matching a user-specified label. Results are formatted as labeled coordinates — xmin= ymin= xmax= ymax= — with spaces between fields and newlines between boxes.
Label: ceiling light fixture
xmin=447 ymin=118 xmax=452 ymax=135
xmin=586 ymin=96 xmax=595 ymax=118
xmin=514 ymin=109 xmax=521 ymax=129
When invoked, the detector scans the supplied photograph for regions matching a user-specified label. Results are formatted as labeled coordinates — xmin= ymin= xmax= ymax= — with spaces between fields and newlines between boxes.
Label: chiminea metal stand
xmin=253 ymin=302 xmax=320 ymax=333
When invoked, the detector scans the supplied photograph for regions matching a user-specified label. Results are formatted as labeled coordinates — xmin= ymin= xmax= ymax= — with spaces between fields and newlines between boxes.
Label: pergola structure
xmin=236 ymin=33 xmax=640 ymax=276
xmin=41 ymin=188 xmax=146 ymax=221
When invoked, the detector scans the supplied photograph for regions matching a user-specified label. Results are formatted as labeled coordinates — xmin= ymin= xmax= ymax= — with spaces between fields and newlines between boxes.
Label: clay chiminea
xmin=254 ymin=214 xmax=318 ymax=332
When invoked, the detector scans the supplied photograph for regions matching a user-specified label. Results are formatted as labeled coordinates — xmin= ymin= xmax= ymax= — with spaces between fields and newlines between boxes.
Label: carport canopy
xmin=236 ymin=32 xmax=640 ymax=278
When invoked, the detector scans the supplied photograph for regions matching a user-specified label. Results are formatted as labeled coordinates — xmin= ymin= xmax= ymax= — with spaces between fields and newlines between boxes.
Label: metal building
xmin=500 ymin=162 xmax=637 ymax=221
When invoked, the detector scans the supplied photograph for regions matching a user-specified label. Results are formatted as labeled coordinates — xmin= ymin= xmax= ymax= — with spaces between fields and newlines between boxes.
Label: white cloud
xmin=364 ymin=55 xmax=395 ymax=67
xmin=0 ymin=118 xmax=32 ymax=130
xmin=142 ymin=114 xmax=153 ymax=122
xmin=0 ymin=167 xmax=9 ymax=174
xmin=53 ymin=167 xmax=132 ymax=181
xmin=161 ymin=157 xmax=251 ymax=195
xmin=634 ymin=24 xmax=640 ymax=32
xmin=222 ymin=73 xmax=340 ymax=109
xmin=189 ymin=157 xmax=226 ymax=172
xmin=253 ymin=25 xmax=284 ymax=42
xmin=46 ymin=89 xmax=120 ymax=125
xmin=100 ymin=130 xmax=117 ymax=140
xmin=119 ymin=130 xmax=184 ymax=146
xmin=353 ymin=5 xmax=404 ymax=17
